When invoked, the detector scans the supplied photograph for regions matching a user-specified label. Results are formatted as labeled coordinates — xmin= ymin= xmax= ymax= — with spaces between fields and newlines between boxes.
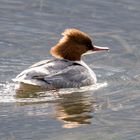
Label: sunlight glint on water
xmin=0 ymin=82 xmax=107 ymax=103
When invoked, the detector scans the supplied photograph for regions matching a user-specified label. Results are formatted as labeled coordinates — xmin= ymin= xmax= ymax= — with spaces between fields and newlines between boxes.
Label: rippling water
xmin=0 ymin=0 xmax=140 ymax=139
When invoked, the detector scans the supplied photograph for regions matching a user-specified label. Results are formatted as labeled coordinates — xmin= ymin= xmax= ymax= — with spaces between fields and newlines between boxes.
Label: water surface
xmin=0 ymin=0 xmax=140 ymax=139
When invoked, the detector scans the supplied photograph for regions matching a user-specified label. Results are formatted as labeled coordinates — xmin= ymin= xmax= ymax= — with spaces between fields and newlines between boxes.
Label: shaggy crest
xmin=61 ymin=28 xmax=92 ymax=44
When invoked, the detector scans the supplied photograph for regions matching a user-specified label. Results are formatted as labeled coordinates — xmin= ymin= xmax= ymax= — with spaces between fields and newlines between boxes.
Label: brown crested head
xmin=50 ymin=28 xmax=94 ymax=61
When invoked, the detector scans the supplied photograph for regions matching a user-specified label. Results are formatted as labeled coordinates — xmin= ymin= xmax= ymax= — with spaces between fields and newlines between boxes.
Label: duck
xmin=13 ymin=28 xmax=109 ymax=93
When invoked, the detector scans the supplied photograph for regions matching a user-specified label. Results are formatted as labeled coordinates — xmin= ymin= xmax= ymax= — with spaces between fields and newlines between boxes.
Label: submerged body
xmin=13 ymin=28 xmax=109 ymax=94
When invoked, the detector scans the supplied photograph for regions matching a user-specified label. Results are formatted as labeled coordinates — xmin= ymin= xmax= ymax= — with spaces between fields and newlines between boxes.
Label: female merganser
xmin=13 ymin=29 xmax=109 ymax=93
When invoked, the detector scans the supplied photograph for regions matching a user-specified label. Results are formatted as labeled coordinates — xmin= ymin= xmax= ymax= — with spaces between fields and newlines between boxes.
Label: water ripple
xmin=0 ymin=82 xmax=107 ymax=103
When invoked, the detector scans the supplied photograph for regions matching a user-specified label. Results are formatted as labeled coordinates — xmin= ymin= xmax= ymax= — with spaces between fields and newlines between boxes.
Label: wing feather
xmin=13 ymin=59 xmax=95 ymax=88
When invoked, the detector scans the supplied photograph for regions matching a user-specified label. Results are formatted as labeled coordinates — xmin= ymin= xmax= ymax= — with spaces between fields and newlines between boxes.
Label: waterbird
xmin=13 ymin=28 xmax=109 ymax=94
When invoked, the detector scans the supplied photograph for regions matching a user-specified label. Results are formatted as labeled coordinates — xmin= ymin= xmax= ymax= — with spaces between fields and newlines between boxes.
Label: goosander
xmin=13 ymin=29 xmax=109 ymax=93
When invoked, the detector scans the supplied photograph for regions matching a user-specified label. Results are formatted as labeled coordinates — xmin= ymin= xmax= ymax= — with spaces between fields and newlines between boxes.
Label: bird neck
xmin=50 ymin=42 xmax=83 ymax=61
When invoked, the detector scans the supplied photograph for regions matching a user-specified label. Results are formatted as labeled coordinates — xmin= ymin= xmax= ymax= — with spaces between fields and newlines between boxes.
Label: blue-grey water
xmin=0 ymin=0 xmax=140 ymax=139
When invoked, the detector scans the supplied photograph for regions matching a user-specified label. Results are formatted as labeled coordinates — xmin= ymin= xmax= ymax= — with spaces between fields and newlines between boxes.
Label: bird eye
xmin=86 ymin=44 xmax=93 ymax=50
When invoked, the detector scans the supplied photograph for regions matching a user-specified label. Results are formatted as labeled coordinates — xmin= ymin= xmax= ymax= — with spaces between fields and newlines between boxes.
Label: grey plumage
xmin=13 ymin=59 xmax=96 ymax=89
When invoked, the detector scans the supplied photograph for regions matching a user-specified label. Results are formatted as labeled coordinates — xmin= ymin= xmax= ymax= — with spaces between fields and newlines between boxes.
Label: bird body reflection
xmin=54 ymin=91 xmax=97 ymax=128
